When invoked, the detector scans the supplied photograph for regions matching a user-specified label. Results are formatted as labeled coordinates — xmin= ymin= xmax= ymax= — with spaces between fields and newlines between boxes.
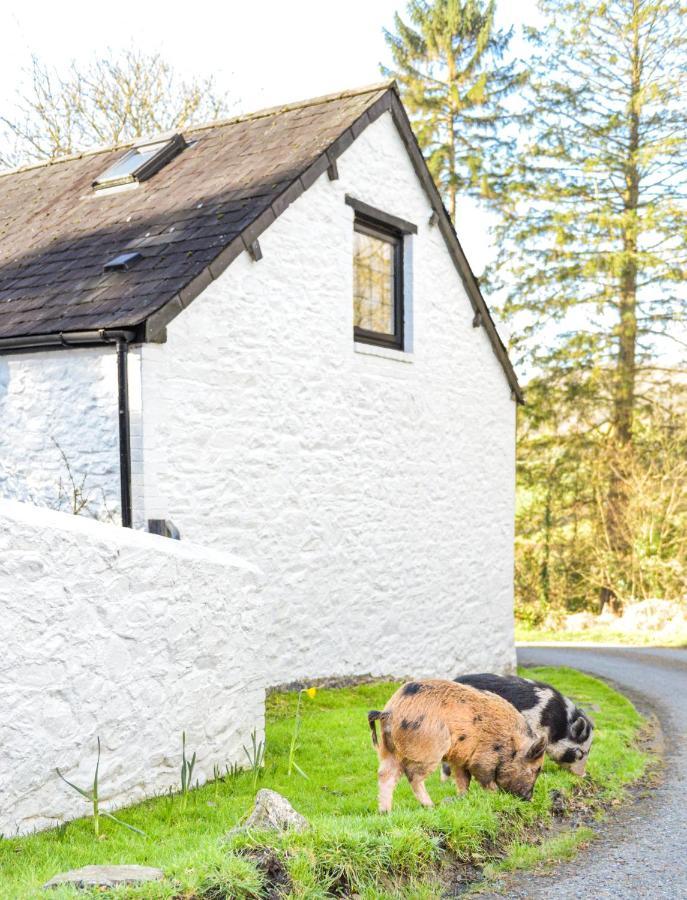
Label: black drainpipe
xmin=0 ymin=327 xmax=136 ymax=528
xmin=101 ymin=332 xmax=134 ymax=528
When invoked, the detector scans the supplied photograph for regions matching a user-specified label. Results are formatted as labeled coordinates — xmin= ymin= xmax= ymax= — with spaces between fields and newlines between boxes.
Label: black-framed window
xmin=353 ymin=215 xmax=404 ymax=349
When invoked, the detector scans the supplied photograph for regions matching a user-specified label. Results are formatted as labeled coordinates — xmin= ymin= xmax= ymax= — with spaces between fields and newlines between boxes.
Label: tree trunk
xmin=601 ymin=4 xmax=641 ymax=613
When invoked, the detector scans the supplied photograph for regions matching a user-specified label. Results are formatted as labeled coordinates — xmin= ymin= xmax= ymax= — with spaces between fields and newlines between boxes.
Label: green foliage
xmin=515 ymin=377 xmax=687 ymax=615
xmin=0 ymin=672 xmax=648 ymax=898
xmin=383 ymin=1 xmax=525 ymax=220
xmin=493 ymin=0 xmax=687 ymax=614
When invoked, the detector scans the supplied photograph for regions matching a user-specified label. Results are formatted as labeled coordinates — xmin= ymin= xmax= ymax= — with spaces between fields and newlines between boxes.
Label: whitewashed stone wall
xmin=140 ymin=110 xmax=517 ymax=683
xmin=0 ymin=500 xmax=263 ymax=836
xmin=0 ymin=347 xmax=120 ymax=521
xmin=1 ymin=113 xmax=518 ymax=837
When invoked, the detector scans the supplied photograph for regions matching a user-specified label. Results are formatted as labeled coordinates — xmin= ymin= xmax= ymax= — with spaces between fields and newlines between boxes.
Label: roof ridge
xmin=0 ymin=80 xmax=397 ymax=181
xmin=189 ymin=80 xmax=396 ymax=134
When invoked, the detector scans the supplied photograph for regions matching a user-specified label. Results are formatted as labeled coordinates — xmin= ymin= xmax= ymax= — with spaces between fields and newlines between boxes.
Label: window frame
xmin=92 ymin=133 xmax=186 ymax=190
xmin=352 ymin=213 xmax=404 ymax=351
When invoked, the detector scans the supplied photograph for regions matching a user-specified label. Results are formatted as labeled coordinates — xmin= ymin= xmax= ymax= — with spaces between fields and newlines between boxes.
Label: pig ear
xmin=571 ymin=716 xmax=587 ymax=740
xmin=526 ymin=735 xmax=547 ymax=760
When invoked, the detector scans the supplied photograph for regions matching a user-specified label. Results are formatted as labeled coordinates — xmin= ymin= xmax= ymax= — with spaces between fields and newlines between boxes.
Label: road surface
xmin=486 ymin=645 xmax=687 ymax=899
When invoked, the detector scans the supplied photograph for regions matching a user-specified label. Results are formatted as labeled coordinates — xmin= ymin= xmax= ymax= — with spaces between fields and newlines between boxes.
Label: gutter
xmin=0 ymin=328 xmax=136 ymax=528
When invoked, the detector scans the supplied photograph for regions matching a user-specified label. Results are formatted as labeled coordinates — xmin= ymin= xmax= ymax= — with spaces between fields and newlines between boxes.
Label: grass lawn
xmin=516 ymin=623 xmax=687 ymax=647
xmin=0 ymin=667 xmax=650 ymax=899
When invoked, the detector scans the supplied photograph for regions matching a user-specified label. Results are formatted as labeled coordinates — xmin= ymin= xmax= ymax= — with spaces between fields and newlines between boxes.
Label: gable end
xmin=143 ymin=86 xmax=521 ymax=402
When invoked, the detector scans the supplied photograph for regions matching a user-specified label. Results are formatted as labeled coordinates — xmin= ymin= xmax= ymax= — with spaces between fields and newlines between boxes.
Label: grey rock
xmin=43 ymin=865 xmax=164 ymax=890
xmin=238 ymin=788 xmax=309 ymax=833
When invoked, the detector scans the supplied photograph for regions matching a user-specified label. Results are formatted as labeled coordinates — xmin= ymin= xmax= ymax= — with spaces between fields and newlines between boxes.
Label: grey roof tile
xmin=0 ymin=80 xmax=522 ymax=401
xmin=0 ymin=84 xmax=391 ymax=341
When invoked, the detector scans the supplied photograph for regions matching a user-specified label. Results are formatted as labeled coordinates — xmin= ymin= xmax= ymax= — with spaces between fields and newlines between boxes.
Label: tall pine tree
xmin=383 ymin=1 xmax=524 ymax=222
xmin=497 ymin=0 xmax=687 ymax=609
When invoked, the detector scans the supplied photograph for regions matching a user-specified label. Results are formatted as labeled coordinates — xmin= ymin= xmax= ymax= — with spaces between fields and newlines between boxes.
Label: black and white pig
xmin=443 ymin=673 xmax=594 ymax=777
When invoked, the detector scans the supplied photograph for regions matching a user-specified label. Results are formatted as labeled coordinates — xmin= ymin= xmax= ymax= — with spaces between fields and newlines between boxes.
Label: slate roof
xmin=0 ymin=82 xmax=521 ymax=400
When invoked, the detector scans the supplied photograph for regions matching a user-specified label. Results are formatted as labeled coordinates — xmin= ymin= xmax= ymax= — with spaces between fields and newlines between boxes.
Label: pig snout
xmin=506 ymin=779 xmax=535 ymax=801
xmin=558 ymin=747 xmax=588 ymax=777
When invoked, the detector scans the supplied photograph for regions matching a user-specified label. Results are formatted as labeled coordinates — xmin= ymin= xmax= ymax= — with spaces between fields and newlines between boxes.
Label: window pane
xmin=94 ymin=142 xmax=170 ymax=185
xmin=353 ymin=230 xmax=395 ymax=335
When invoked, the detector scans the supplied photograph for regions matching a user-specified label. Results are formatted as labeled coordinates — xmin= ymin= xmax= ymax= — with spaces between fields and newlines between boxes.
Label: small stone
xmin=43 ymin=865 xmax=164 ymax=890
xmin=236 ymin=788 xmax=309 ymax=833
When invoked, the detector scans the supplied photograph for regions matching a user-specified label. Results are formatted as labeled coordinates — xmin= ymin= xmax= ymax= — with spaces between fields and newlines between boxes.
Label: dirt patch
xmin=243 ymin=848 xmax=291 ymax=899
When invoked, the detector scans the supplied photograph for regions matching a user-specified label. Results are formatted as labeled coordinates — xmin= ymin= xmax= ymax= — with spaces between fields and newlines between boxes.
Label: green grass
xmin=469 ymin=827 xmax=595 ymax=894
xmin=0 ymin=668 xmax=650 ymax=899
xmin=516 ymin=623 xmax=687 ymax=647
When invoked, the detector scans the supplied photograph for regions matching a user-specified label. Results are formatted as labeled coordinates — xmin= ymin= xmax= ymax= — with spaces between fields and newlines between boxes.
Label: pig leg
xmin=440 ymin=762 xmax=452 ymax=782
xmin=451 ymin=765 xmax=471 ymax=795
xmin=377 ymin=756 xmax=403 ymax=813
xmin=471 ymin=761 xmax=498 ymax=792
xmin=405 ymin=761 xmax=438 ymax=808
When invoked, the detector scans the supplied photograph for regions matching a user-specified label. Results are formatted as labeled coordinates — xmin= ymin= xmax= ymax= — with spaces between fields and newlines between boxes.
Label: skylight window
xmin=93 ymin=133 xmax=186 ymax=190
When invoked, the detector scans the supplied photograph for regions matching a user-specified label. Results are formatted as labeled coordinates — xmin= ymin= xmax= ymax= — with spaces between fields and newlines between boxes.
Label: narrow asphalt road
xmin=486 ymin=645 xmax=687 ymax=899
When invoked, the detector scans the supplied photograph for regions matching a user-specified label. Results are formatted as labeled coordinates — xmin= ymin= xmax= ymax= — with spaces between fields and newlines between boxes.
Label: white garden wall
xmin=0 ymin=500 xmax=263 ymax=836
xmin=0 ymin=347 xmax=120 ymax=520
xmin=139 ymin=110 xmax=517 ymax=683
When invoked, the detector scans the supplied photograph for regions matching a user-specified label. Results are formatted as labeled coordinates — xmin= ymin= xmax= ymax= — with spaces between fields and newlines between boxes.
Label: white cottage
xmin=0 ymin=82 xmax=520 ymax=680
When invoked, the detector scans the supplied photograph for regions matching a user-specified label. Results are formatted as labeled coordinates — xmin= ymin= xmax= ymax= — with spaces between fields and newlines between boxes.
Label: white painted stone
xmin=139 ymin=111 xmax=517 ymax=683
xmin=0 ymin=500 xmax=264 ymax=836
xmin=1 ymin=110 xmax=517 ymax=834
xmin=0 ymin=347 xmax=120 ymax=521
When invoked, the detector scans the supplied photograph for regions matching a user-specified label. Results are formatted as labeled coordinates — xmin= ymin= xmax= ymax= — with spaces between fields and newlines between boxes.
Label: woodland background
xmin=2 ymin=0 xmax=686 ymax=623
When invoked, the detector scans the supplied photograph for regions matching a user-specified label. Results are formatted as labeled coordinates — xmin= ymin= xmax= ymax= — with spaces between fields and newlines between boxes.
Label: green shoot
xmin=287 ymin=686 xmax=317 ymax=778
xmin=242 ymin=730 xmax=265 ymax=789
xmin=180 ymin=731 xmax=197 ymax=809
xmin=55 ymin=737 xmax=146 ymax=837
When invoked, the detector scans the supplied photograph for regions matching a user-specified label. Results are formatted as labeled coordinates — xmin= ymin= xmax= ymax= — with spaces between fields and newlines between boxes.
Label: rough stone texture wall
xmin=141 ymin=110 xmax=517 ymax=683
xmin=0 ymin=347 xmax=120 ymax=521
xmin=0 ymin=500 xmax=263 ymax=836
